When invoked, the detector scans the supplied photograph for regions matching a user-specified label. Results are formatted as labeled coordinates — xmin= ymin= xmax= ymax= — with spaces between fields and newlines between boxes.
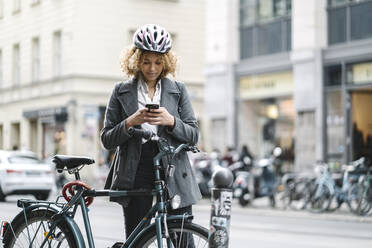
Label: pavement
xmin=84 ymin=191 xmax=372 ymax=224
xmin=1 ymin=193 xmax=371 ymax=248
xmin=90 ymin=167 xmax=372 ymax=223
xmin=195 ymin=197 xmax=372 ymax=224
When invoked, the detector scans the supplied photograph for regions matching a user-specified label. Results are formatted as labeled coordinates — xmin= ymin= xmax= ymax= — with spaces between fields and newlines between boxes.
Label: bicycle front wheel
xmin=308 ymin=183 xmax=332 ymax=213
xmin=348 ymin=183 xmax=372 ymax=216
xmin=3 ymin=209 xmax=77 ymax=248
xmin=134 ymin=221 xmax=208 ymax=248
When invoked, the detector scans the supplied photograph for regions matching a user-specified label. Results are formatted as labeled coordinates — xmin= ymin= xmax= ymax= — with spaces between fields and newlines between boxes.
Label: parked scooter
xmin=234 ymin=147 xmax=282 ymax=207
xmin=230 ymin=156 xmax=253 ymax=177
xmin=193 ymin=151 xmax=222 ymax=197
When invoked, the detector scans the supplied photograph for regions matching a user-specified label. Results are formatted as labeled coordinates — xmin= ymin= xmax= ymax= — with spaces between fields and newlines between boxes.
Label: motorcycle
xmin=233 ymin=147 xmax=282 ymax=207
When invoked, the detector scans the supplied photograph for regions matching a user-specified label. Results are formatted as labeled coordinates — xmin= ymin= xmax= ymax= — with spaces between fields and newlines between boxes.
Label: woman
xmin=101 ymin=24 xmax=202 ymax=240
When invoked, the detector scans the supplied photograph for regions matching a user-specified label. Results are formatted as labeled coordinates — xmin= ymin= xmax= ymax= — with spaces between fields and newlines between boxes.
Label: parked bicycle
xmin=1 ymin=127 xmax=208 ymax=248
xmin=279 ymin=173 xmax=314 ymax=211
xmin=348 ymin=159 xmax=372 ymax=216
xmin=306 ymin=158 xmax=364 ymax=213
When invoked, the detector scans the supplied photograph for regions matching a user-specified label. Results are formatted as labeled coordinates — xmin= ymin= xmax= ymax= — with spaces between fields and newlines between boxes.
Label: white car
xmin=0 ymin=150 xmax=55 ymax=201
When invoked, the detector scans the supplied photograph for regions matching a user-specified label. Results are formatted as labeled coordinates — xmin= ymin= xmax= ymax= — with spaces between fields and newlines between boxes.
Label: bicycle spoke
xmin=31 ymin=222 xmax=43 ymax=247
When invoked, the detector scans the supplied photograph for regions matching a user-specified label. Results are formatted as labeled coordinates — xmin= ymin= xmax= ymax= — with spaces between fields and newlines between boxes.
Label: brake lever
xmin=189 ymin=146 xmax=200 ymax=153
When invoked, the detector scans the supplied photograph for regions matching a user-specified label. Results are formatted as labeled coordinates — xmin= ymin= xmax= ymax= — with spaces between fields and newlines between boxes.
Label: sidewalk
xmin=194 ymin=197 xmax=372 ymax=223
xmin=85 ymin=193 xmax=372 ymax=223
xmin=54 ymin=171 xmax=372 ymax=224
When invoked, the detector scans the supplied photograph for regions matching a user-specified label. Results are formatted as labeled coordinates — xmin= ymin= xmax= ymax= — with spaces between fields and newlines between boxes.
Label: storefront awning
xmin=23 ymin=107 xmax=68 ymax=122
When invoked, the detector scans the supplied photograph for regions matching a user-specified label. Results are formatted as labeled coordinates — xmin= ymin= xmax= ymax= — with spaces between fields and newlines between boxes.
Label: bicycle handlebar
xmin=128 ymin=127 xmax=200 ymax=154
xmin=128 ymin=127 xmax=154 ymax=140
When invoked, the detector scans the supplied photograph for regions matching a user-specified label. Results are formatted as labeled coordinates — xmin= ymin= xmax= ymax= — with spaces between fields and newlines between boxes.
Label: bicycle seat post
xmin=74 ymin=170 xmax=81 ymax=180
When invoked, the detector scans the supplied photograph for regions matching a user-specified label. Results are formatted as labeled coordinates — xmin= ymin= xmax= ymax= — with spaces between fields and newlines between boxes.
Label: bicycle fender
xmin=4 ymin=203 xmax=62 ymax=237
xmin=128 ymin=215 xmax=194 ymax=248
xmin=127 ymin=222 xmax=156 ymax=248
xmin=17 ymin=202 xmax=62 ymax=213
xmin=8 ymin=204 xmax=86 ymax=248
xmin=63 ymin=216 xmax=86 ymax=248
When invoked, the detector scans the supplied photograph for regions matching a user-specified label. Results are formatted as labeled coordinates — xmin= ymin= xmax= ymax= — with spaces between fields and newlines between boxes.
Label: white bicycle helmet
xmin=133 ymin=24 xmax=172 ymax=53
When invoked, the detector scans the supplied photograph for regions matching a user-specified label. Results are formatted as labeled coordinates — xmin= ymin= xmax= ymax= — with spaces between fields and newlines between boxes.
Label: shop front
xmin=325 ymin=61 xmax=372 ymax=164
xmin=238 ymin=70 xmax=295 ymax=167
xmin=23 ymin=107 xmax=68 ymax=159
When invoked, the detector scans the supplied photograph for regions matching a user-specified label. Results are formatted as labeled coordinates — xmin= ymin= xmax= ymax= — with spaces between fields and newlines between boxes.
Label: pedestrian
xmin=239 ymin=144 xmax=254 ymax=161
xmin=100 ymin=24 xmax=201 ymax=242
xmin=222 ymin=146 xmax=238 ymax=167
xmin=239 ymin=144 xmax=254 ymax=171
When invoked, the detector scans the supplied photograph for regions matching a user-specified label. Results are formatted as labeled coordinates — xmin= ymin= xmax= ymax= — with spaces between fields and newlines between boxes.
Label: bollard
xmin=209 ymin=168 xmax=233 ymax=248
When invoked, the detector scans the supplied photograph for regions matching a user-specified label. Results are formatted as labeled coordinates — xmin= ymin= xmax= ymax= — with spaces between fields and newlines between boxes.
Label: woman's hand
xmin=125 ymin=108 xmax=148 ymax=131
xmin=143 ymin=107 xmax=175 ymax=127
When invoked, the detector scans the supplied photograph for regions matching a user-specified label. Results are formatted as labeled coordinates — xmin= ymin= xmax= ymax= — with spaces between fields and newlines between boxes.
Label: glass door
xmin=350 ymin=89 xmax=372 ymax=162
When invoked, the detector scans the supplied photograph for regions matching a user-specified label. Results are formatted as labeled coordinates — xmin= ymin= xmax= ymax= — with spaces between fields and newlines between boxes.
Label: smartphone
xmin=145 ymin=103 xmax=159 ymax=111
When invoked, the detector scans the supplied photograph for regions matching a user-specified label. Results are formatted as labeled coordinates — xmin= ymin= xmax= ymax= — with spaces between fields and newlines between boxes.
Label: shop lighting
xmin=267 ymin=105 xmax=278 ymax=119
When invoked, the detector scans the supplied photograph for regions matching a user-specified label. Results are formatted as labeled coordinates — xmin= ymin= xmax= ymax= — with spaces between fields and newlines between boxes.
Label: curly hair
xmin=120 ymin=46 xmax=177 ymax=79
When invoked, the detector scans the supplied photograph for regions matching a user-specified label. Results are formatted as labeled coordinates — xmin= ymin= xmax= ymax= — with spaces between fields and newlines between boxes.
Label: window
xmin=53 ymin=31 xmax=62 ymax=77
xmin=0 ymin=0 xmax=4 ymax=18
xmin=240 ymin=0 xmax=256 ymax=26
xmin=240 ymin=0 xmax=291 ymax=24
xmin=328 ymin=0 xmax=372 ymax=44
xmin=13 ymin=0 xmax=21 ymax=14
xmin=329 ymin=0 xmax=371 ymax=6
xmin=326 ymin=90 xmax=344 ymax=162
xmin=240 ymin=0 xmax=292 ymax=59
xmin=346 ymin=61 xmax=372 ymax=84
xmin=325 ymin=65 xmax=342 ymax=86
xmin=32 ymin=37 xmax=40 ymax=82
xmin=329 ymin=0 xmax=348 ymax=6
xmin=31 ymin=0 xmax=40 ymax=7
xmin=0 ymin=49 xmax=2 ymax=87
xmin=13 ymin=44 xmax=20 ymax=86
xmin=8 ymin=155 xmax=41 ymax=164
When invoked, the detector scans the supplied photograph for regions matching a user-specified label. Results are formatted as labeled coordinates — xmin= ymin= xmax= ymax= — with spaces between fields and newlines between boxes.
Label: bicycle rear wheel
xmin=287 ymin=180 xmax=311 ymax=211
xmin=134 ymin=221 xmax=208 ymax=248
xmin=3 ymin=209 xmax=77 ymax=248
xmin=308 ymin=183 xmax=332 ymax=213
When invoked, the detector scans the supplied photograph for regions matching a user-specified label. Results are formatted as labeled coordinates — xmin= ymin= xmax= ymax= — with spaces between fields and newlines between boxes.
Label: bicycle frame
xmin=10 ymin=132 xmax=196 ymax=248
xmin=314 ymin=166 xmax=335 ymax=198
xmin=313 ymin=163 xmax=362 ymax=206
xmin=16 ymin=188 xmax=190 ymax=248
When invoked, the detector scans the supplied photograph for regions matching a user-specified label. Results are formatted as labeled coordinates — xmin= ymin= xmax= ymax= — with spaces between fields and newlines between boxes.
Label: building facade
xmin=0 ymin=0 xmax=205 ymax=182
xmin=205 ymin=0 xmax=372 ymax=171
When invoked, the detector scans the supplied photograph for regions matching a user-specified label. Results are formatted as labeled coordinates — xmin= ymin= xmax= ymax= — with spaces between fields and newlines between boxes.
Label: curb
xmin=194 ymin=198 xmax=372 ymax=223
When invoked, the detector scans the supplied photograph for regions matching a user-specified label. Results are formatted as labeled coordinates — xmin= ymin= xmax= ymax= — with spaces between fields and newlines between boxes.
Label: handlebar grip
xmin=128 ymin=127 xmax=153 ymax=140
xmin=185 ymin=146 xmax=200 ymax=153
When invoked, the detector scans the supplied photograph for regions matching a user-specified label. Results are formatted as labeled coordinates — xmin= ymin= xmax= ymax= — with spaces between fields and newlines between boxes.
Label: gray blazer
xmin=101 ymin=77 xmax=202 ymax=208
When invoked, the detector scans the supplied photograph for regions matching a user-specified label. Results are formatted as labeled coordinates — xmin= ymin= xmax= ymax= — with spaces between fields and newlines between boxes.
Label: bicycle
xmin=279 ymin=173 xmax=314 ymax=211
xmin=1 ymin=127 xmax=209 ymax=248
xmin=348 ymin=159 xmax=372 ymax=216
xmin=306 ymin=158 xmax=363 ymax=213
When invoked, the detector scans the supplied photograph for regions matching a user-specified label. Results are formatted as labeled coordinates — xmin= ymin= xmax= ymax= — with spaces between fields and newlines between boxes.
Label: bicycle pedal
xmin=110 ymin=242 xmax=124 ymax=248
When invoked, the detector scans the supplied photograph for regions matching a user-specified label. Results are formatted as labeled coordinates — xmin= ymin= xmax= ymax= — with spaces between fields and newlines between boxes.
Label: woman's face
xmin=140 ymin=52 xmax=163 ymax=84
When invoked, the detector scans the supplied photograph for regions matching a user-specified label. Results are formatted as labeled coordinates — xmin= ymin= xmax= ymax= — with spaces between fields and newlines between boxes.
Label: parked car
xmin=0 ymin=150 xmax=55 ymax=201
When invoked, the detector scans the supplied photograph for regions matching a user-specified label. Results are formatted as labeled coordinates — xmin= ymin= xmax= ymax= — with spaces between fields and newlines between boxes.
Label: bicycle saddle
xmin=52 ymin=155 xmax=95 ymax=172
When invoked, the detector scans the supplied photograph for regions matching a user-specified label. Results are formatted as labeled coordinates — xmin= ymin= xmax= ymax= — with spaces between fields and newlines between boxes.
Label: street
xmin=0 ymin=194 xmax=371 ymax=248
